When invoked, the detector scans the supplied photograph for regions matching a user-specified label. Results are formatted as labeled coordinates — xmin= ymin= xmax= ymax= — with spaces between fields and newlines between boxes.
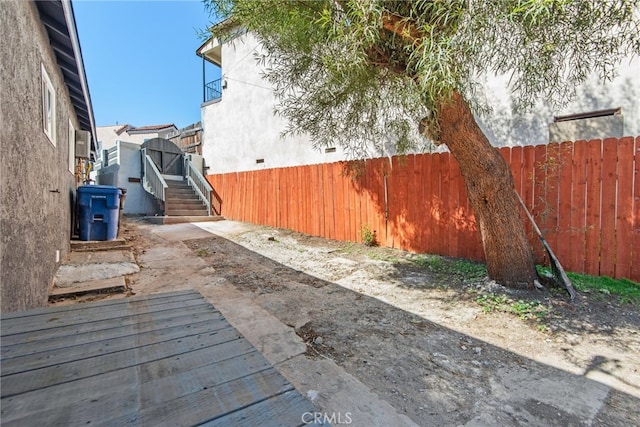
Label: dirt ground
xmin=120 ymin=218 xmax=639 ymax=426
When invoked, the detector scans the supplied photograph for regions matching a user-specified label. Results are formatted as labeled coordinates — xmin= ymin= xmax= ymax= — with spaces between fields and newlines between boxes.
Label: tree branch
xmin=381 ymin=12 xmax=421 ymax=45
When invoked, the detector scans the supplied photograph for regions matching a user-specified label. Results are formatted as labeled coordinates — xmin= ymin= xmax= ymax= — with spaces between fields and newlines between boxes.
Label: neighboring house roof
xmin=128 ymin=123 xmax=177 ymax=133
xmin=35 ymin=0 xmax=97 ymax=153
xmin=116 ymin=124 xmax=132 ymax=135
xmin=112 ymin=123 xmax=178 ymax=136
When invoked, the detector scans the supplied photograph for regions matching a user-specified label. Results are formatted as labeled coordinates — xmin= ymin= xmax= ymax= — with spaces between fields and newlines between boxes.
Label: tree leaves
xmin=203 ymin=0 xmax=639 ymax=152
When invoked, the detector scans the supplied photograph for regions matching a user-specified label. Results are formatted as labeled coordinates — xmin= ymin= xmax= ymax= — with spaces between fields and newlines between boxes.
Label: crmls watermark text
xmin=302 ymin=411 xmax=353 ymax=425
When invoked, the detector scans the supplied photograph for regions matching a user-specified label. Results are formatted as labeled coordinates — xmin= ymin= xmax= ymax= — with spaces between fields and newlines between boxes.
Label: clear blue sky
xmin=74 ymin=0 xmax=220 ymax=129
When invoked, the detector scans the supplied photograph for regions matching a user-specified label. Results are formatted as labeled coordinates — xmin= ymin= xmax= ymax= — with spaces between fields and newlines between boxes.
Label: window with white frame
xmin=68 ymin=119 xmax=75 ymax=173
xmin=41 ymin=64 xmax=56 ymax=146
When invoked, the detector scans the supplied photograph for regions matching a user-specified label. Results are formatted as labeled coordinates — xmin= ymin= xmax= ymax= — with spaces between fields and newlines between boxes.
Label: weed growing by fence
xmin=538 ymin=266 xmax=640 ymax=303
xmin=361 ymin=225 xmax=378 ymax=247
xmin=475 ymin=294 xmax=548 ymax=320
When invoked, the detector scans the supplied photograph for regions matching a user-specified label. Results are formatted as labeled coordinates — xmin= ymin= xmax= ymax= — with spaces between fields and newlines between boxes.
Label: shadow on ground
xmin=181 ymin=232 xmax=639 ymax=427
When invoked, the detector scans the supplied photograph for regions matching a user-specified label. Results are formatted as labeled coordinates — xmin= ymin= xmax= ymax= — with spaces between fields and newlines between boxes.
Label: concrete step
xmin=165 ymin=187 xmax=197 ymax=195
xmin=142 ymin=215 xmax=224 ymax=225
xmin=166 ymin=198 xmax=205 ymax=207
xmin=49 ymin=276 xmax=127 ymax=301
xmin=166 ymin=208 xmax=209 ymax=216
xmin=165 ymin=182 xmax=191 ymax=189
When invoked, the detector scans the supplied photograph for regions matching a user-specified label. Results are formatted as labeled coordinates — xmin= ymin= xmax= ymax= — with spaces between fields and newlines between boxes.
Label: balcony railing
xmin=205 ymin=78 xmax=222 ymax=103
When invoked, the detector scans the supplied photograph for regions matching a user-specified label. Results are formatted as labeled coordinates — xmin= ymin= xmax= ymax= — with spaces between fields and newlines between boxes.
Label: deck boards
xmin=1 ymin=289 xmax=325 ymax=426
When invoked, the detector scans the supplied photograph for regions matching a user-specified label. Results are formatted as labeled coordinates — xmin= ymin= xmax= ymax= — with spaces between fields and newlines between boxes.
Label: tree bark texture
xmin=438 ymin=91 xmax=538 ymax=288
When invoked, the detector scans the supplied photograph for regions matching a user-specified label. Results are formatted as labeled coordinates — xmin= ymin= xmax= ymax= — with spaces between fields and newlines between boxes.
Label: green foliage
xmin=411 ymin=255 xmax=487 ymax=282
xmin=204 ymin=0 xmax=640 ymax=153
xmin=475 ymin=293 xmax=548 ymax=320
xmin=360 ymin=225 xmax=378 ymax=247
xmin=537 ymin=266 xmax=640 ymax=303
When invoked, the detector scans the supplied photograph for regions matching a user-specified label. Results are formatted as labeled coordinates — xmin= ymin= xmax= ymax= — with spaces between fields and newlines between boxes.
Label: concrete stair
xmin=164 ymin=179 xmax=208 ymax=216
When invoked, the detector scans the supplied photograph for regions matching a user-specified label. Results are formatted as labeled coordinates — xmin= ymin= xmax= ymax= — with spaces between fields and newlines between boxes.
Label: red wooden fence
xmin=207 ymin=137 xmax=640 ymax=282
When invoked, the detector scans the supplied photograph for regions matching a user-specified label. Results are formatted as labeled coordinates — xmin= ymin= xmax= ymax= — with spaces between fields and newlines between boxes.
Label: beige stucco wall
xmin=1 ymin=1 xmax=81 ymax=311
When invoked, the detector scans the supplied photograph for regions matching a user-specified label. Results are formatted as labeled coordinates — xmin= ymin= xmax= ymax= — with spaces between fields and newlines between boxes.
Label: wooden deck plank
xmin=0 ymin=301 xmax=213 ymax=346
xmin=1 ymin=344 xmax=257 ymax=421
xmin=2 ymin=317 xmax=231 ymax=375
xmin=2 ymin=352 xmax=274 ymax=427
xmin=140 ymin=369 xmax=293 ymax=427
xmin=1 ymin=297 xmax=212 ymax=336
xmin=0 ymin=367 xmax=141 ymax=420
xmin=1 ymin=329 xmax=245 ymax=397
xmin=1 ymin=308 xmax=219 ymax=358
xmin=201 ymin=390 xmax=326 ymax=427
xmin=1 ymin=290 xmax=205 ymax=330
xmin=0 ymin=290 xmax=321 ymax=426
xmin=2 ymin=382 xmax=140 ymax=427
xmin=139 ymin=350 xmax=273 ymax=405
xmin=1 ymin=289 xmax=200 ymax=319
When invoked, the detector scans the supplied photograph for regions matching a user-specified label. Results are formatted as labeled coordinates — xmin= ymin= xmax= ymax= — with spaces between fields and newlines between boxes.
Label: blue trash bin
xmin=77 ymin=185 xmax=122 ymax=241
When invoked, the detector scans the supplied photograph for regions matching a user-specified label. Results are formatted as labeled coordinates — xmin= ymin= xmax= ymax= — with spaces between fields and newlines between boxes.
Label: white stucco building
xmin=197 ymin=32 xmax=353 ymax=174
xmin=477 ymin=57 xmax=639 ymax=147
xmin=96 ymin=123 xmax=178 ymax=152
xmin=197 ymin=28 xmax=639 ymax=174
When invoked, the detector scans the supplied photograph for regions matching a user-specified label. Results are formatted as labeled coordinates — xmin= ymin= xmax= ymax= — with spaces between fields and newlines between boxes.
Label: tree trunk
xmin=437 ymin=91 xmax=538 ymax=288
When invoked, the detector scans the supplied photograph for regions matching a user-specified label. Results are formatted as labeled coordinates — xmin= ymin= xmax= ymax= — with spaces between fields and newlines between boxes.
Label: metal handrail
xmin=205 ymin=79 xmax=222 ymax=102
xmin=184 ymin=156 xmax=212 ymax=216
xmin=102 ymin=144 xmax=119 ymax=168
xmin=142 ymin=148 xmax=167 ymax=202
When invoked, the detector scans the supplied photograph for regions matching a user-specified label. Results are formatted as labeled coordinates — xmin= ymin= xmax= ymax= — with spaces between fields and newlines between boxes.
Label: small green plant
xmin=475 ymin=293 xmax=547 ymax=320
xmin=196 ymin=248 xmax=210 ymax=257
xmin=411 ymin=254 xmax=440 ymax=269
xmin=361 ymin=225 xmax=378 ymax=247
xmin=411 ymin=255 xmax=487 ymax=283
xmin=537 ymin=266 xmax=640 ymax=303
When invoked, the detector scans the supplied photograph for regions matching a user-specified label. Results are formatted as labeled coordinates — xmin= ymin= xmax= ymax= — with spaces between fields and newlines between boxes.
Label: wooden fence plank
xmin=446 ymin=153 xmax=460 ymax=257
xmin=333 ymin=163 xmax=345 ymax=241
xmin=557 ymin=142 xmax=574 ymax=271
xmin=303 ymin=166 xmax=310 ymax=233
xmin=533 ymin=144 xmax=548 ymax=264
xmin=419 ymin=154 xmax=432 ymax=254
xmin=570 ymin=141 xmax=588 ymax=274
xmin=409 ymin=155 xmax=422 ymax=253
xmin=585 ymin=140 xmax=603 ymax=276
xmin=309 ymin=166 xmax=318 ymax=236
xmin=600 ymin=138 xmax=618 ymax=277
xmin=429 ymin=153 xmax=442 ymax=255
xmin=348 ymin=164 xmax=360 ymax=242
xmin=373 ymin=158 xmax=387 ymax=247
xmin=615 ymin=137 xmax=634 ymax=279
xmin=289 ymin=167 xmax=298 ymax=231
xmin=318 ymin=164 xmax=326 ymax=237
xmin=544 ymin=143 xmax=560 ymax=258
xmin=204 ymin=137 xmax=639 ymax=281
xmin=632 ymin=137 xmax=640 ymax=281
xmin=522 ymin=145 xmax=536 ymax=257
xmin=509 ymin=146 xmax=523 ymax=198
xmin=397 ymin=156 xmax=411 ymax=248
xmin=322 ymin=163 xmax=336 ymax=239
